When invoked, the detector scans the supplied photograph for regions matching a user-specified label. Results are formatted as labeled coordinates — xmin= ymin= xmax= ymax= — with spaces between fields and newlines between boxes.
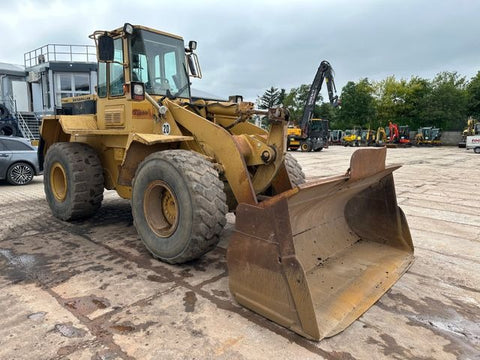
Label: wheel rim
xmin=301 ymin=143 xmax=308 ymax=151
xmin=10 ymin=164 xmax=33 ymax=185
xmin=144 ymin=180 xmax=179 ymax=237
xmin=50 ymin=162 xmax=67 ymax=201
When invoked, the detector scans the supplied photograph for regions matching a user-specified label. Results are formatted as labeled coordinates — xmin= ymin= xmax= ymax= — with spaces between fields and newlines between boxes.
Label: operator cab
xmin=93 ymin=23 xmax=201 ymax=101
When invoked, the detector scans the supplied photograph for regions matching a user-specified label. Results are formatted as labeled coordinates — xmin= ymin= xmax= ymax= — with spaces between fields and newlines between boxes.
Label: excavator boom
xmin=300 ymin=60 xmax=339 ymax=135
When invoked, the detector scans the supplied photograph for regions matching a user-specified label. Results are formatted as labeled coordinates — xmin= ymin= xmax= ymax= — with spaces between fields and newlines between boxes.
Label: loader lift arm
xmin=300 ymin=60 xmax=339 ymax=136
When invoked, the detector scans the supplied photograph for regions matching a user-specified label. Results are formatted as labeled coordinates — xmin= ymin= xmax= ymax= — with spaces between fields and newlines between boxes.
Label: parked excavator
xmin=385 ymin=122 xmax=411 ymax=147
xmin=458 ymin=117 xmax=479 ymax=148
xmin=329 ymin=129 xmax=344 ymax=145
xmin=415 ymin=127 xmax=442 ymax=145
xmin=398 ymin=125 xmax=412 ymax=145
xmin=361 ymin=128 xmax=376 ymax=146
xmin=287 ymin=61 xmax=339 ymax=152
xmin=342 ymin=127 xmax=362 ymax=146
xmin=38 ymin=23 xmax=414 ymax=341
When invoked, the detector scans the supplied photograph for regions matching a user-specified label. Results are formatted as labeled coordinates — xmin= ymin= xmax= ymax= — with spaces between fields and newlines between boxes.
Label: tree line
xmin=257 ymin=71 xmax=480 ymax=131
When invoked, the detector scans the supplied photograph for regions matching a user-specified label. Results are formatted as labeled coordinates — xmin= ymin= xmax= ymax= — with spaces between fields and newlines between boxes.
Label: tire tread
xmin=44 ymin=142 xmax=104 ymax=220
xmin=133 ymin=150 xmax=227 ymax=264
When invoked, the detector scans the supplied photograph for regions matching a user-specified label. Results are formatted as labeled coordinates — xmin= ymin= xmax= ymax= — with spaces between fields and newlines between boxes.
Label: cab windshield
xmin=130 ymin=29 xmax=190 ymax=98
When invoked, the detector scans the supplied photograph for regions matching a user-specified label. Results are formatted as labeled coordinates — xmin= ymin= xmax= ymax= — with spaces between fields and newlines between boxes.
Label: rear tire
xmin=132 ymin=150 xmax=228 ymax=264
xmin=474 ymin=147 xmax=480 ymax=154
xmin=285 ymin=153 xmax=306 ymax=186
xmin=44 ymin=142 xmax=104 ymax=220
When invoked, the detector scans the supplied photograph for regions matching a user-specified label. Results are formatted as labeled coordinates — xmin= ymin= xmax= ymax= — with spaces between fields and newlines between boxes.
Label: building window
xmin=55 ymin=72 xmax=91 ymax=107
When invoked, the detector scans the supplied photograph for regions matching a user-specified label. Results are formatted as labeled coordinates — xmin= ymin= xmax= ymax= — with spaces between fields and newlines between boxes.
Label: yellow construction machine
xmin=376 ymin=126 xmax=388 ymax=146
xmin=361 ymin=128 xmax=376 ymax=146
xmin=286 ymin=123 xmax=302 ymax=150
xmin=415 ymin=127 xmax=442 ymax=146
xmin=458 ymin=117 xmax=479 ymax=148
xmin=342 ymin=128 xmax=362 ymax=146
xmin=38 ymin=23 xmax=414 ymax=341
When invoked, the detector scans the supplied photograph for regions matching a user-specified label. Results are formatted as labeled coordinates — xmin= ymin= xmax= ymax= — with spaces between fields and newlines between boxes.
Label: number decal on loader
xmin=162 ymin=122 xmax=171 ymax=135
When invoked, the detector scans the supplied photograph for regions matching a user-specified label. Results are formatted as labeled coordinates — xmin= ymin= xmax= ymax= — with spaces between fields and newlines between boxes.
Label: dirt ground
xmin=0 ymin=146 xmax=479 ymax=360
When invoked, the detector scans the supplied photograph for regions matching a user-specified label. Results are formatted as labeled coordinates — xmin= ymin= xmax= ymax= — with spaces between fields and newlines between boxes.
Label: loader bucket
xmin=227 ymin=147 xmax=414 ymax=341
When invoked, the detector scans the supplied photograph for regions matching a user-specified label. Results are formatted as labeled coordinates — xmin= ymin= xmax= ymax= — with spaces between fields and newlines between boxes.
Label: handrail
xmin=16 ymin=112 xmax=35 ymax=140
xmin=0 ymin=96 xmax=17 ymax=115
xmin=1 ymin=95 xmax=36 ymax=140
xmin=24 ymin=44 xmax=96 ymax=68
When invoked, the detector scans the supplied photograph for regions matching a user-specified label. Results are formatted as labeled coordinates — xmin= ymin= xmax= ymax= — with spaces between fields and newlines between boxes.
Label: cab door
xmin=96 ymin=37 xmax=128 ymax=131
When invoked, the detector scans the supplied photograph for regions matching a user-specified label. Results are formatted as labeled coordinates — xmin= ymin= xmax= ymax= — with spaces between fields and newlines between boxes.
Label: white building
xmin=0 ymin=44 xmax=97 ymax=140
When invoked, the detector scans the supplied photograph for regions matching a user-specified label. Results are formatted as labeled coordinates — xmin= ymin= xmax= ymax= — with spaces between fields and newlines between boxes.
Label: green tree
xmin=423 ymin=71 xmax=467 ymax=130
xmin=336 ymin=79 xmax=376 ymax=129
xmin=374 ymin=76 xmax=408 ymax=127
xmin=257 ymin=86 xmax=286 ymax=127
xmin=403 ymin=76 xmax=432 ymax=130
xmin=258 ymin=86 xmax=282 ymax=109
xmin=467 ymin=71 xmax=480 ymax=119
xmin=278 ymin=88 xmax=286 ymax=105
xmin=282 ymin=84 xmax=324 ymax=124
xmin=374 ymin=76 xmax=432 ymax=131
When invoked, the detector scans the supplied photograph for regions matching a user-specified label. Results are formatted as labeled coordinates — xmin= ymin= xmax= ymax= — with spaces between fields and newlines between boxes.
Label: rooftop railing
xmin=24 ymin=44 xmax=96 ymax=68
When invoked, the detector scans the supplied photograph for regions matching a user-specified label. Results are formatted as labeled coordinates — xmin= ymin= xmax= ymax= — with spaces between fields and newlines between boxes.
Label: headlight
xmin=123 ymin=23 xmax=134 ymax=35
xmin=133 ymin=84 xmax=144 ymax=96
xmin=130 ymin=82 xmax=145 ymax=101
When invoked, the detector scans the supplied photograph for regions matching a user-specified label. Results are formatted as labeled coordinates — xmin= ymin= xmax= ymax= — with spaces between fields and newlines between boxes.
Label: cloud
xmin=2 ymin=0 xmax=479 ymax=101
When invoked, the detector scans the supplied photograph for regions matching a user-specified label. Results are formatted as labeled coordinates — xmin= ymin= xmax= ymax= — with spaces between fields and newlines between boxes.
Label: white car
xmin=466 ymin=135 xmax=480 ymax=154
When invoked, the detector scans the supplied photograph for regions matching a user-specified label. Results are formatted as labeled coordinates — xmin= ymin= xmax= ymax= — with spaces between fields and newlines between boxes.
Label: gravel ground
xmin=0 ymin=145 xmax=478 ymax=360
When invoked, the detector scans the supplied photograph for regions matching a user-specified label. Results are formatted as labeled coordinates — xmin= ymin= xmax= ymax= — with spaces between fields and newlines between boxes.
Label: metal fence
xmin=24 ymin=44 xmax=96 ymax=68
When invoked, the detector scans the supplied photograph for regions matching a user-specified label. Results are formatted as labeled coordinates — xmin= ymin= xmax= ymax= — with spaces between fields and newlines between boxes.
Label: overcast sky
xmin=2 ymin=0 xmax=479 ymax=101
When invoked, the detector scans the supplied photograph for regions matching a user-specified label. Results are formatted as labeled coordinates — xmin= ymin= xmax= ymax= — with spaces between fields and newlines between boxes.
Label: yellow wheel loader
xmin=38 ymin=23 xmax=414 ymax=341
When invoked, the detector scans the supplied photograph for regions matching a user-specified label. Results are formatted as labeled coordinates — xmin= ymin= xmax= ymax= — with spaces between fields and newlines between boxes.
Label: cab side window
xmin=98 ymin=62 xmax=107 ymax=97
xmin=109 ymin=38 xmax=124 ymax=96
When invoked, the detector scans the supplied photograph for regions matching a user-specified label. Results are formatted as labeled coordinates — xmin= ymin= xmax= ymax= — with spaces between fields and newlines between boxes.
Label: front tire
xmin=132 ymin=150 xmax=228 ymax=264
xmin=44 ymin=142 xmax=104 ymax=221
xmin=300 ymin=141 xmax=311 ymax=152
xmin=285 ymin=153 xmax=306 ymax=186
xmin=6 ymin=162 xmax=34 ymax=185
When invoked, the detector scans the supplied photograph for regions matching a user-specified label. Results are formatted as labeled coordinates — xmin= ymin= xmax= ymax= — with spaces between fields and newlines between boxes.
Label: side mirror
xmin=98 ymin=35 xmax=114 ymax=62
xmin=186 ymin=53 xmax=202 ymax=79
xmin=187 ymin=54 xmax=197 ymax=77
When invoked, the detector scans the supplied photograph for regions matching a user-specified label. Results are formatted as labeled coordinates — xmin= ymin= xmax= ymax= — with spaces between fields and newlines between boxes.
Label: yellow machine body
xmin=40 ymin=24 xmax=414 ymax=341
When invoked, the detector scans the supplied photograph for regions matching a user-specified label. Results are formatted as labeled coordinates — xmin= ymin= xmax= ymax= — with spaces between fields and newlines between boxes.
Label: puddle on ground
xmin=183 ymin=291 xmax=197 ymax=313
xmin=54 ymin=323 xmax=87 ymax=338
xmin=27 ymin=312 xmax=46 ymax=321
xmin=64 ymin=295 xmax=110 ymax=316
